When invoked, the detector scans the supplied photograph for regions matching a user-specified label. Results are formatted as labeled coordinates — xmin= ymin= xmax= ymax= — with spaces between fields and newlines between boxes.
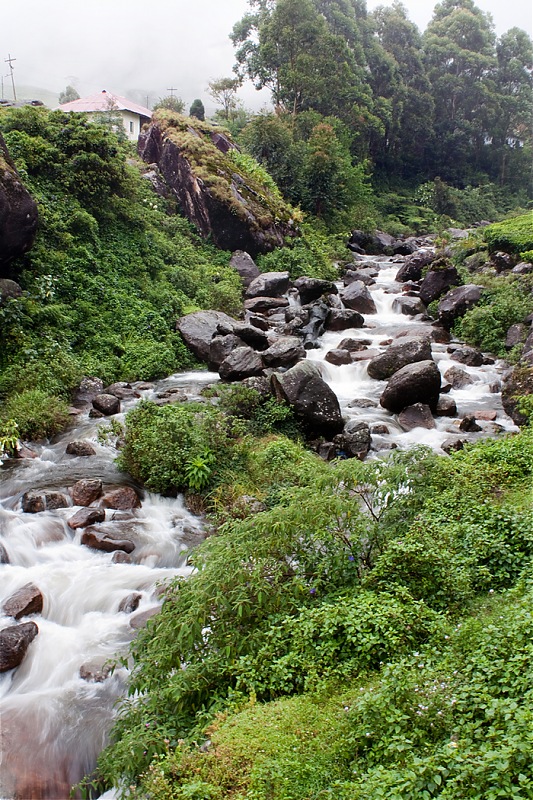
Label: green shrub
xmin=483 ymin=213 xmax=533 ymax=255
xmin=0 ymin=389 xmax=69 ymax=440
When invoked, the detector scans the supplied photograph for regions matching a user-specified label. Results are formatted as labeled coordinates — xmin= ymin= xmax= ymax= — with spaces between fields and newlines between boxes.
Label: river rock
xmin=459 ymin=415 xmax=482 ymax=432
xmin=392 ymin=295 xmax=426 ymax=316
xmin=230 ymin=250 xmax=260 ymax=288
xmin=21 ymin=491 xmax=45 ymax=514
xmin=66 ymin=440 xmax=97 ymax=457
xmin=325 ymin=349 xmax=353 ymax=365
xmin=104 ymin=382 xmax=140 ymax=400
xmin=0 ymin=278 xmax=22 ymax=302
xmin=92 ymin=394 xmax=120 ymax=416
xmin=338 ymin=337 xmax=373 ymax=351
xmin=419 ymin=265 xmax=461 ymax=305
xmin=347 ymin=229 xmax=394 ymax=255
xmin=343 ymin=268 xmax=376 ymax=286
xmin=436 ymin=396 xmax=457 ymax=416
xmin=245 ymin=271 xmax=290 ymax=299
xmin=209 ymin=334 xmax=246 ymax=370
xmin=300 ymin=302 xmax=330 ymax=347
xmin=475 ymin=410 xmax=497 ymax=421
xmin=79 ymin=661 xmax=112 ymax=683
xmin=177 ymin=310 xmax=237 ymax=362
xmin=233 ymin=323 xmax=270 ymax=351
xmin=271 ymin=361 xmax=344 ymax=437
xmin=392 ymin=237 xmax=417 ymax=256
xmin=70 ymin=479 xmax=103 ymax=507
xmin=341 ymin=281 xmax=377 ymax=314
xmin=367 ymin=337 xmax=432 ymax=381
xmin=71 ymin=377 xmax=105 ymax=409
xmin=119 ymin=593 xmax=142 ymax=614
xmin=262 ymin=337 xmax=306 ymax=368
xmin=0 ymin=543 xmax=9 ymax=564
xmin=81 ymin=528 xmax=135 ymax=553
xmin=505 ymin=323 xmax=528 ymax=350
xmin=395 ymin=249 xmax=435 ymax=282
xmin=294 ymin=276 xmax=338 ymax=304
xmin=438 ymin=285 xmax=484 ymax=329
xmin=450 ymin=345 xmax=484 ymax=367
xmin=336 ymin=420 xmax=371 ymax=459
xmin=112 ymin=551 xmax=132 ymax=564
xmin=398 ymin=403 xmax=436 ymax=431
xmin=219 ymin=346 xmax=264 ymax=381
xmin=0 ymin=622 xmax=38 ymax=672
xmin=325 ymin=309 xmax=365 ymax=332
xmin=380 ymin=360 xmax=441 ymax=413
xmin=101 ymin=487 xmax=141 ymax=510
xmin=67 ymin=507 xmax=106 ymax=530
xmin=130 ymin=606 xmax=160 ymax=630
xmin=244 ymin=296 xmax=289 ymax=314
xmin=442 ymin=437 xmax=466 ymax=454
xmin=501 ymin=365 xmax=533 ymax=426
xmin=247 ymin=313 xmax=270 ymax=331
xmin=3 ymin=583 xmax=43 ymax=619
xmin=444 ymin=366 xmax=474 ymax=389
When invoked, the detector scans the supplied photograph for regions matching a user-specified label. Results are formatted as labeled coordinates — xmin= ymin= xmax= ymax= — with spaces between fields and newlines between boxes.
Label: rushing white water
xmin=0 ymin=254 xmax=518 ymax=798
xmin=0 ymin=373 xmax=217 ymax=800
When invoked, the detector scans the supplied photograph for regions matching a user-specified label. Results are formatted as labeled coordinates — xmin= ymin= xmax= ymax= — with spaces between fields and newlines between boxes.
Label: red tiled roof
xmin=58 ymin=90 xmax=151 ymax=118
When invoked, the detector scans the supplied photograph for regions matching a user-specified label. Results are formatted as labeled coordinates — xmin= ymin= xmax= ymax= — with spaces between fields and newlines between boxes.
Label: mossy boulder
xmin=138 ymin=112 xmax=299 ymax=256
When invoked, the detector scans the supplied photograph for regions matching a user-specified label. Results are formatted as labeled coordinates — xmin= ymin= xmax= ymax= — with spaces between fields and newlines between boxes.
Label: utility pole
xmin=5 ymin=54 xmax=16 ymax=102
xmin=166 ymin=86 xmax=177 ymax=99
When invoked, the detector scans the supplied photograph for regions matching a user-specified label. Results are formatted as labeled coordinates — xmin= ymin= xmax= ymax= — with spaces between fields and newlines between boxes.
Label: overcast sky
xmin=2 ymin=0 xmax=532 ymax=110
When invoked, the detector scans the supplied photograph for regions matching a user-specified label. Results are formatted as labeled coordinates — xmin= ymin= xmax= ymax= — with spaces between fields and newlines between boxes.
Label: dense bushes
xmin=483 ymin=213 xmax=533 ymax=257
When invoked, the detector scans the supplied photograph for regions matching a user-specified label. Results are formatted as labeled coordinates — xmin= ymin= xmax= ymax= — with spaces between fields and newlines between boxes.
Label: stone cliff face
xmin=138 ymin=112 xmax=298 ymax=256
xmin=0 ymin=133 xmax=38 ymax=277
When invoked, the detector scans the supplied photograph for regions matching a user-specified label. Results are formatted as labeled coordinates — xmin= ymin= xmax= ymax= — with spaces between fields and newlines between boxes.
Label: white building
xmin=57 ymin=89 xmax=151 ymax=141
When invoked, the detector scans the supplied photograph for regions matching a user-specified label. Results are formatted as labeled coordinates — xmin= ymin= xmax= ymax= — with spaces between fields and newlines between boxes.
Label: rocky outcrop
xmin=271 ymin=361 xmax=344 ymax=437
xmin=0 ymin=133 xmax=38 ymax=277
xmin=0 ymin=622 xmax=38 ymax=672
xmin=138 ymin=116 xmax=297 ymax=256
xmin=380 ymin=360 xmax=441 ymax=413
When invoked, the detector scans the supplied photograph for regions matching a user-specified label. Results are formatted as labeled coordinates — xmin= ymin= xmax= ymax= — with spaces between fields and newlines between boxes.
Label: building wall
xmin=86 ymin=109 xmax=143 ymax=141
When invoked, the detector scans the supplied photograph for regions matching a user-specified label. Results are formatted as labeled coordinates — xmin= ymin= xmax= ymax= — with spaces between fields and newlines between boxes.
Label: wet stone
xmin=66 ymin=441 xmax=97 ymax=457
xmin=118 ymin=592 xmax=142 ymax=614
xmin=92 ymin=393 xmax=121 ymax=416
xmin=3 ymin=583 xmax=43 ymax=620
xmin=67 ymin=507 xmax=106 ymax=530
xmin=459 ymin=415 xmax=482 ymax=433
xmin=81 ymin=528 xmax=135 ymax=554
xmin=70 ymin=479 xmax=103 ymax=507
xmin=101 ymin=487 xmax=141 ymax=510
xmin=0 ymin=622 xmax=38 ymax=672
xmin=79 ymin=661 xmax=112 ymax=683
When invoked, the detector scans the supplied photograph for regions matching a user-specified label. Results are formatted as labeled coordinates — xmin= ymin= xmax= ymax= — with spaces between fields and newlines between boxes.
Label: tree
xmin=152 ymin=95 xmax=185 ymax=113
xmin=58 ymin=85 xmax=80 ymax=104
xmin=207 ymin=77 xmax=241 ymax=120
xmin=189 ymin=98 xmax=205 ymax=121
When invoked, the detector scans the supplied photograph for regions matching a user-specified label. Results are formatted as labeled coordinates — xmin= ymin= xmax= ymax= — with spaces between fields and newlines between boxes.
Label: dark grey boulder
xmin=367 ymin=337 xmax=432 ymax=381
xmin=436 ymin=396 xmax=457 ymax=416
xmin=380 ymin=360 xmax=441 ymax=413
xmin=271 ymin=361 xmax=344 ymax=437
xmin=392 ymin=295 xmax=426 ymax=316
xmin=438 ymin=285 xmax=484 ymax=329
xmin=92 ymin=394 xmax=120 ymax=416
xmin=66 ymin=440 xmax=97 ymax=457
xmin=450 ymin=346 xmax=484 ymax=367
xmin=505 ymin=323 xmax=528 ymax=350
xmin=419 ymin=266 xmax=461 ymax=305
xmin=444 ymin=366 xmax=474 ymax=389
xmin=325 ymin=349 xmax=352 ymax=366
xmin=81 ymin=528 xmax=135 ymax=553
xmin=325 ymin=309 xmax=365 ymax=332
xmin=398 ymin=403 xmax=435 ymax=431
xmin=104 ymin=382 xmax=140 ymax=400
xmin=459 ymin=415 xmax=482 ymax=433
xmin=0 ymin=278 xmax=22 ymax=302
xmin=72 ymin=377 xmax=105 ymax=408
xmin=219 ymin=347 xmax=264 ymax=381
xmin=294 ymin=276 xmax=338 ymax=305
xmin=177 ymin=310 xmax=237 ymax=362
xmin=244 ymin=296 xmax=289 ymax=314
xmin=233 ymin=323 xmax=270 ymax=351
xmin=245 ymin=271 xmax=290 ymax=299
xmin=300 ymin=302 xmax=330 ymax=348
xmin=0 ymin=622 xmax=38 ymax=672
xmin=395 ymin=249 xmax=435 ymax=282
xmin=3 ymin=583 xmax=43 ymax=619
xmin=341 ymin=281 xmax=377 ymax=314
xmin=343 ymin=269 xmax=376 ymax=286
xmin=118 ymin=593 xmax=142 ymax=614
xmin=262 ymin=337 xmax=306 ymax=368
xmin=336 ymin=420 xmax=371 ymax=459
xmin=209 ymin=334 xmax=247 ymax=370
xmin=230 ymin=250 xmax=260 ymax=288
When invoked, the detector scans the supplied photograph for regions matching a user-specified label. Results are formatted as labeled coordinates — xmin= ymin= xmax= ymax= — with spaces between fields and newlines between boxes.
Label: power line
xmin=4 ymin=54 xmax=16 ymax=102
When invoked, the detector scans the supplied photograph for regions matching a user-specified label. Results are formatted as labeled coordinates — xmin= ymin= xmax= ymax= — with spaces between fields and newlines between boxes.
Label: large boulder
xmin=81 ymin=528 xmax=135 ymax=554
xmin=335 ymin=420 xmax=371 ymax=459
xmin=347 ymin=229 xmax=394 ymax=255
xmin=70 ymin=479 xmax=103 ymax=506
xmin=230 ymin=251 xmax=260 ymax=288
xmin=101 ymin=487 xmax=141 ymax=510
xmin=325 ymin=309 xmax=365 ymax=331
xmin=67 ymin=507 xmax=106 ymax=530
xmin=293 ymin=276 xmax=338 ymax=305
xmin=245 ymin=271 xmax=290 ymax=299
xmin=209 ymin=334 xmax=246 ymax=370
xmin=177 ymin=310 xmax=237 ymax=362
xmin=380 ymin=360 xmax=441 ymax=413
xmin=3 ymin=583 xmax=43 ymax=619
xmin=398 ymin=403 xmax=436 ymax=431
xmin=392 ymin=295 xmax=426 ymax=316
xmin=419 ymin=265 xmax=461 ymax=305
xmin=262 ymin=336 xmax=306 ymax=368
xmin=450 ymin=345 xmax=484 ymax=367
xmin=367 ymin=337 xmax=432 ymax=381
xmin=501 ymin=365 xmax=533 ymax=426
xmin=92 ymin=394 xmax=120 ymax=416
xmin=219 ymin=347 xmax=264 ymax=381
xmin=271 ymin=361 xmax=344 ymax=437
xmin=437 ymin=285 xmax=484 ymax=329
xmin=0 ymin=622 xmax=38 ymax=672
xmin=138 ymin=120 xmax=296 ymax=256
xmin=244 ymin=296 xmax=289 ymax=314
xmin=0 ymin=133 xmax=38 ymax=277
xmin=395 ymin=249 xmax=435 ymax=282
xmin=341 ymin=281 xmax=377 ymax=314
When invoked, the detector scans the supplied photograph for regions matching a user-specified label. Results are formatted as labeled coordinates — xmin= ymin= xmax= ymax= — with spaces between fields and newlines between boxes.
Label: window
xmin=129 ymin=121 xmax=134 ymax=133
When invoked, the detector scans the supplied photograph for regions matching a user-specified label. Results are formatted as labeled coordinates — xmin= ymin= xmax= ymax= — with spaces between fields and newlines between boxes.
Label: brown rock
xmin=67 ymin=507 xmax=106 ymax=530
xmin=3 ymin=583 xmax=43 ymax=619
xmin=79 ymin=661 xmax=112 ymax=682
xmin=443 ymin=366 xmax=474 ymax=389
xmin=112 ymin=551 xmax=132 ymax=564
xmin=459 ymin=415 xmax=482 ymax=432
xmin=81 ymin=528 xmax=135 ymax=553
xmin=92 ymin=393 xmax=121 ymax=416
xmin=398 ymin=403 xmax=436 ymax=431
xmin=101 ymin=487 xmax=141 ymax=510
xmin=118 ymin=592 xmax=142 ymax=613
xmin=475 ymin=410 xmax=497 ymax=421
xmin=0 ymin=622 xmax=38 ymax=672
xmin=130 ymin=606 xmax=160 ymax=630
xmin=21 ymin=491 xmax=45 ymax=514
xmin=325 ymin=349 xmax=352 ymax=365
xmin=436 ymin=396 xmax=457 ymax=417
xmin=70 ymin=479 xmax=103 ymax=507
